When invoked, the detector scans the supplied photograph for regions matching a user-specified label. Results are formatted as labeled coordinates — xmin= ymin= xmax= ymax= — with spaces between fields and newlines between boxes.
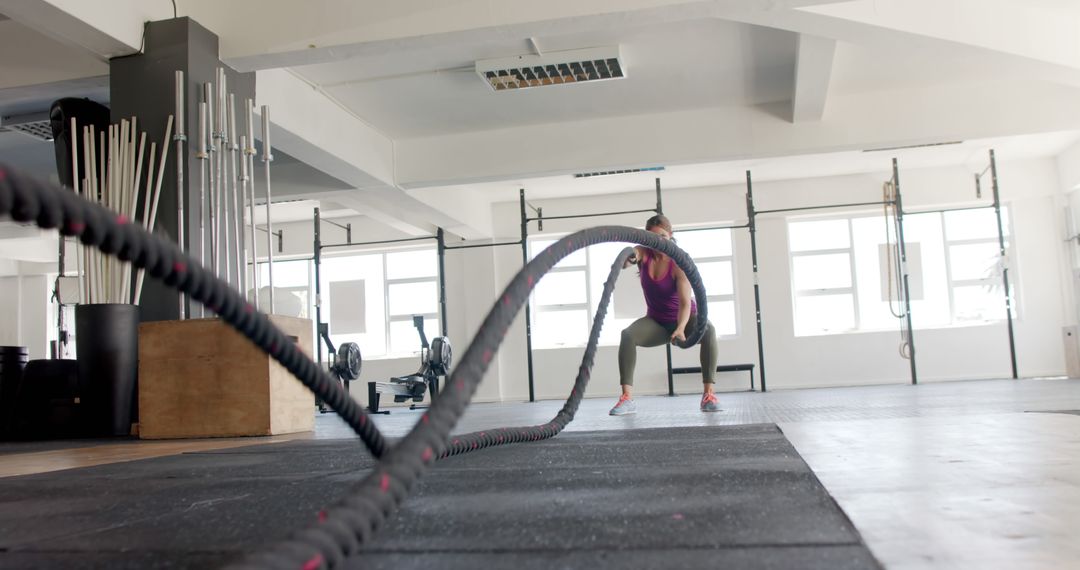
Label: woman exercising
xmin=610 ymin=215 xmax=719 ymax=415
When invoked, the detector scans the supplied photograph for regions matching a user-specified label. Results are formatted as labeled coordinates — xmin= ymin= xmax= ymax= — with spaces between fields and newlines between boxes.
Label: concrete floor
xmin=336 ymin=378 xmax=1080 ymax=570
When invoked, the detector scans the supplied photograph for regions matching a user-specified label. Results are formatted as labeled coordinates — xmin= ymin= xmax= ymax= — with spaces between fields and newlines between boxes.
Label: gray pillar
xmin=109 ymin=18 xmax=255 ymax=322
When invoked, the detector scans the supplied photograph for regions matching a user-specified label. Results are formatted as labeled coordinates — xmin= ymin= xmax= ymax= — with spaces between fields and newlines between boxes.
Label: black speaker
xmin=49 ymin=97 xmax=110 ymax=191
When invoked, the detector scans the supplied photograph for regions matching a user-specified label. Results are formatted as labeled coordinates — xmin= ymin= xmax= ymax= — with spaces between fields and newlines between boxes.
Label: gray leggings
xmin=619 ymin=315 xmax=717 ymax=386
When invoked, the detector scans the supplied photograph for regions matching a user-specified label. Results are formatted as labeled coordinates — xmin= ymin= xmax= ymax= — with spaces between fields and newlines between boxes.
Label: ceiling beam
xmin=790 ymin=33 xmax=836 ymax=123
xmin=0 ymin=0 xmax=166 ymax=60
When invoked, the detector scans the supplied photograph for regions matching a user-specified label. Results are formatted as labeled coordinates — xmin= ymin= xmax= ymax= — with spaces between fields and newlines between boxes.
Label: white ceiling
xmin=294 ymin=18 xmax=798 ymax=138
xmin=444 ymin=130 xmax=1080 ymax=202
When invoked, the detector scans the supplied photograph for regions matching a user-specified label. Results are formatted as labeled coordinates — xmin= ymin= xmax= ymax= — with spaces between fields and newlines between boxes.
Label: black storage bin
xmin=0 ymin=346 xmax=29 ymax=439
xmin=76 ymin=303 xmax=139 ymax=437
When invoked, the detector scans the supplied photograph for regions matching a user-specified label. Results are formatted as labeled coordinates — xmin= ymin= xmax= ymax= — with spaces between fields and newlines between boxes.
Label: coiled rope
xmin=0 ymin=164 xmax=708 ymax=569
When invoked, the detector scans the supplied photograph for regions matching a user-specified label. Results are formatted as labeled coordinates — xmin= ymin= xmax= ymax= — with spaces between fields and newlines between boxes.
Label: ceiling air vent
xmin=477 ymin=46 xmax=625 ymax=91
xmin=574 ymin=166 xmax=664 ymax=179
xmin=0 ymin=112 xmax=53 ymax=142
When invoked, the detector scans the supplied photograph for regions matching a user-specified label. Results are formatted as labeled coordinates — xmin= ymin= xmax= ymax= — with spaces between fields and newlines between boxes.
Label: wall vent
xmin=862 ymin=141 xmax=963 ymax=153
xmin=573 ymin=166 xmax=664 ymax=179
xmin=0 ymin=112 xmax=53 ymax=142
xmin=477 ymin=46 xmax=625 ymax=91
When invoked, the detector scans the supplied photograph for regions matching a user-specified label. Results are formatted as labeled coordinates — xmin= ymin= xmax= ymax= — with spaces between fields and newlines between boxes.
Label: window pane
xmin=795 ymin=294 xmax=855 ymax=335
xmin=388 ymin=281 xmax=437 ymax=316
xmin=321 ymin=254 xmax=386 ymax=357
xmin=531 ymin=238 xmax=587 ymax=268
xmin=386 ymin=249 xmax=437 ymax=279
xmin=698 ymin=261 xmax=733 ymax=296
xmin=677 ymin=228 xmax=732 ymax=258
xmin=953 ymin=285 xmax=1007 ymax=322
xmin=793 ymin=253 xmax=852 ymax=291
xmin=534 ymin=309 xmax=589 ymax=347
xmin=259 ymin=259 xmax=309 ymax=288
xmin=389 ymin=317 xmax=441 ymax=354
xmin=949 ymin=243 xmax=1001 ymax=281
xmin=789 ymin=219 xmax=850 ymax=252
xmin=535 ymin=270 xmax=587 ymax=305
xmin=709 ymin=299 xmax=737 ymax=336
xmin=944 ymin=208 xmax=1009 ymax=241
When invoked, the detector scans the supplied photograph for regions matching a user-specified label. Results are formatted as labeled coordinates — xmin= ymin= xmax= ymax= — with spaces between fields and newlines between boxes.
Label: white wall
xmin=483 ymin=158 xmax=1071 ymax=402
xmin=0 ymin=274 xmax=50 ymax=359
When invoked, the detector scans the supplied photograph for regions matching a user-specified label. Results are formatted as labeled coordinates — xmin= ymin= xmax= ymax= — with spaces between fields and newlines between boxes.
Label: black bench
xmin=670 ymin=363 xmax=756 ymax=391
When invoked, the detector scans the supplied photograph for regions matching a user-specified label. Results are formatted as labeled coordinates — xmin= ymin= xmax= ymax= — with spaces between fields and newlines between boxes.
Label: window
xmin=316 ymin=247 xmax=440 ymax=359
xmin=530 ymin=227 xmax=738 ymax=349
xmin=788 ymin=207 xmax=1015 ymax=336
xmin=789 ymin=220 xmax=857 ymax=335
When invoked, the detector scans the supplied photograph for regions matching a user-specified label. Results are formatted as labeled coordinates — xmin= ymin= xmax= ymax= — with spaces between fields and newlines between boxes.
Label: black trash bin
xmin=76 ymin=303 xmax=139 ymax=437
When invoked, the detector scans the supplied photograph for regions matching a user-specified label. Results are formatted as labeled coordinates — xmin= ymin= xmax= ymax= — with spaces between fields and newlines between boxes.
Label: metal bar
xmin=975 ymin=172 xmax=983 ymax=199
xmin=666 ymin=344 xmax=675 ymax=396
xmin=229 ymin=94 xmax=244 ymax=298
xmin=894 ymin=158 xmax=918 ymax=385
xmin=314 ymin=207 xmax=323 ymax=368
xmin=321 ymin=235 xmax=435 ymax=249
xmin=526 ymin=208 xmax=655 ymax=223
xmin=678 ymin=223 xmax=751 ymax=233
xmin=262 ymin=105 xmax=275 ymax=314
xmin=443 ymin=240 xmax=523 ymax=251
xmin=909 ymin=204 xmax=995 ymax=215
xmin=756 ymin=200 xmax=895 ymax=215
xmin=217 ymin=69 xmax=231 ymax=288
xmin=746 ymin=170 xmax=767 ymax=392
xmin=520 ymin=188 xmax=536 ymax=403
xmin=990 ymin=149 xmax=1019 ymax=379
xmin=437 ymin=228 xmax=448 ymax=338
xmin=244 ymin=99 xmax=259 ymax=308
xmin=323 ymin=218 xmax=351 ymax=231
xmin=204 ymin=83 xmax=217 ymax=276
xmin=196 ymin=101 xmax=209 ymax=316
xmin=174 ymin=70 xmax=187 ymax=319
xmin=655 ymin=177 xmax=663 ymax=215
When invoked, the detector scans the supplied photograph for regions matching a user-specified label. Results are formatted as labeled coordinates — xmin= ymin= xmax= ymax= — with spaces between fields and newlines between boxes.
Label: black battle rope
xmin=0 ymin=165 xmax=709 ymax=569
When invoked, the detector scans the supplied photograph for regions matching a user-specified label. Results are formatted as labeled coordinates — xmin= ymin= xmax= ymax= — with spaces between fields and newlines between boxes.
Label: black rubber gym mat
xmin=0 ymin=424 xmax=881 ymax=569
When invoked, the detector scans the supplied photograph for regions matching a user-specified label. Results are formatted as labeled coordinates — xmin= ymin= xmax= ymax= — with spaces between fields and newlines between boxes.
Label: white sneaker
xmin=609 ymin=395 xmax=637 ymax=416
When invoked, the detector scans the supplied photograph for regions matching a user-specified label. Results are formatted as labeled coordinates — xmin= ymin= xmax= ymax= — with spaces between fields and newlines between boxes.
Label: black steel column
xmin=313 ymin=207 xmax=323 ymax=367
xmin=893 ymin=158 xmax=918 ymax=385
xmin=655 ymin=177 xmax=664 ymax=215
xmin=520 ymin=189 xmax=536 ymax=402
xmin=437 ymin=227 xmax=448 ymax=338
xmin=746 ymin=171 xmax=767 ymax=392
xmin=990 ymin=150 xmax=1019 ymax=379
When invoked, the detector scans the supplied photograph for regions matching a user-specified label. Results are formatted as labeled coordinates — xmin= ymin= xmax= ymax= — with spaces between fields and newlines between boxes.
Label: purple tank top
xmin=640 ymin=250 xmax=696 ymax=324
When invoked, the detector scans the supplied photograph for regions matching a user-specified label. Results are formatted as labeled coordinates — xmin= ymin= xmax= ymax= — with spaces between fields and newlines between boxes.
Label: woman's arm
xmin=624 ymin=246 xmax=645 ymax=269
xmin=671 ymin=266 xmax=692 ymax=342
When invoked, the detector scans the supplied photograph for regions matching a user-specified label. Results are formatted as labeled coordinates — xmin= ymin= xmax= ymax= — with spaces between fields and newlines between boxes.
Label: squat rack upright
xmin=517 ymin=179 xmax=664 ymax=402
xmin=745 ymin=159 xmax=917 ymax=387
xmin=312 ymin=207 xmax=448 ymax=369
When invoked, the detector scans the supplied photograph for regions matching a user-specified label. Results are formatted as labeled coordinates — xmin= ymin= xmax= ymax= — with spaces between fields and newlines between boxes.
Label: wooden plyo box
xmin=137 ymin=316 xmax=315 ymax=439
